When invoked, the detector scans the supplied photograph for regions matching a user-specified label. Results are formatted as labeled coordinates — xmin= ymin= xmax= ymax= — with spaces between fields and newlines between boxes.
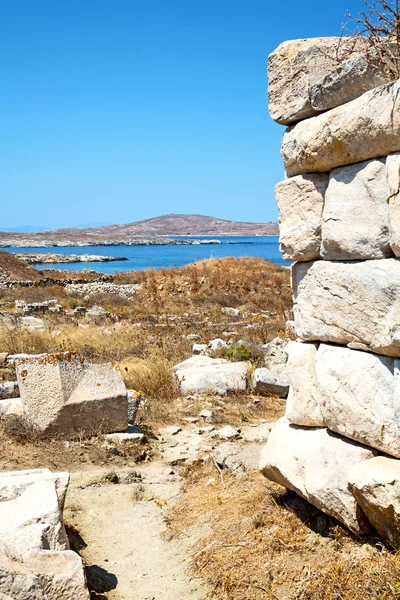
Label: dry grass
xmin=166 ymin=463 xmax=400 ymax=600
xmin=0 ymin=250 xmax=42 ymax=281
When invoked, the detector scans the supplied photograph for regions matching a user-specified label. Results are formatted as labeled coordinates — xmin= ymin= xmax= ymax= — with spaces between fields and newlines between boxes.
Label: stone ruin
xmin=260 ymin=36 xmax=400 ymax=547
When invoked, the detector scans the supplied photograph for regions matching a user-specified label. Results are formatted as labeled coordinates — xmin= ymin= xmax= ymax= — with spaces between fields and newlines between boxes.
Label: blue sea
xmin=4 ymin=236 xmax=285 ymax=273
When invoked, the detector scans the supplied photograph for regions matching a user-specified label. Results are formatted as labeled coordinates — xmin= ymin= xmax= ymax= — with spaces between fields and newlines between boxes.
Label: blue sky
xmin=0 ymin=0 xmax=363 ymax=230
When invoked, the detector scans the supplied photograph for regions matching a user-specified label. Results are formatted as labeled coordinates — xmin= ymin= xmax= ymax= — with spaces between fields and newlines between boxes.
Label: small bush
xmin=217 ymin=344 xmax=264 ymax=365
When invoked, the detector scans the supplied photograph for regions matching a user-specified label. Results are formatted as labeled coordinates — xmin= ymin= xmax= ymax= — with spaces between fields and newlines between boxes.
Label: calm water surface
xmin=5 ymin=236 xmax=286 ymax=273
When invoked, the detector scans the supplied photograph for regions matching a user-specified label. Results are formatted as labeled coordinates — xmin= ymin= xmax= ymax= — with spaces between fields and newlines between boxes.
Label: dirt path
xmin=65 ymin=460 xmax=210 ymax=600
xmin=64 ymin=424 xmax=268 ymax=599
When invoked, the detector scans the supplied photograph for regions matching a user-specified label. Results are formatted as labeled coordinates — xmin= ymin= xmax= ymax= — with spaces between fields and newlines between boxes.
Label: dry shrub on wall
xmin=342 ymin=0 xmax=400 ymax=80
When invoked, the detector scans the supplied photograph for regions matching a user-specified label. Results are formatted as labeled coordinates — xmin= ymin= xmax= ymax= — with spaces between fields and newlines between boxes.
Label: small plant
xmin=217 ymin=344 xmax=264 ymax=365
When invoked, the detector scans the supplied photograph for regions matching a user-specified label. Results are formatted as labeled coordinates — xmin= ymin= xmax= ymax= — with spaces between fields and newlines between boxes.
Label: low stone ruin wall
xmin=261 ymin=36 xmax=400 ymax=545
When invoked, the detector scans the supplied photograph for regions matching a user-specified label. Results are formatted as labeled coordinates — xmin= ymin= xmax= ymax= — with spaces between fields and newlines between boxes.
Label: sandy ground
xmin=65 ymin=458 xmax=212 ymax=599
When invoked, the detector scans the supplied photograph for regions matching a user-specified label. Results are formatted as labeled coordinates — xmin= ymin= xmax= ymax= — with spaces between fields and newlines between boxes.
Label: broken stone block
xmin=15 ymin=352 xmax=128 ymax=436
xmin=250 ymin=368 xmax=289 ymax=398
xmin=349 ymin=456 xmax=400 ymax=548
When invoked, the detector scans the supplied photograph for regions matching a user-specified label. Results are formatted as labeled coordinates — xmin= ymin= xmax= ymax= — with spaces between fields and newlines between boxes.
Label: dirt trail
xmin=65 ymin=460 xmax=210 ymax=600
xmin=64 ymin=423 xmax=268 ymax=599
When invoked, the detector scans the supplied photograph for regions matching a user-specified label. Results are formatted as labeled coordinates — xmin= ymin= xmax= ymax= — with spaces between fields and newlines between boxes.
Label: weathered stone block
xmin=259 ymin=418 xmax=375 ymax=533
xmin=292 ymin=259 xmax=400 ymax=357
xmin=268 ymin=37 xmax=363 ymax=125
xmin=285 ymin=341 xmax=324 ymax=427
xmin=282 ymin=80 xmax=400 ymax=176
xmin=275 ymin=174 xmax=328 ymax=261
xmin=321 ymin=158 xmax=392 ymax=260
xmin=310 ymin=52 xmax=389 ymax=112
xmin=387 ymin=152 xmax=400 ymax=257
xmin=316 ymin=344 xmax=400 ymax=456
xmin=0 ymin=544 xmax=89 ymax=600
xmin=173 ymin=356 xmax=249 ymax=396
xmin=250 ymin=367 xmax=289 ymax=398
xmin=349 ymin=456 xmax=400 ymax=548
xmin=15 ymin=353 xmax=128 ymax=436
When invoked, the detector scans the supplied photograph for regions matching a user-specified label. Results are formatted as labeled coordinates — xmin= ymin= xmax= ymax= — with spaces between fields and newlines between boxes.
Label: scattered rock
xmin=250 ymin=368 xmax=289 ymax=398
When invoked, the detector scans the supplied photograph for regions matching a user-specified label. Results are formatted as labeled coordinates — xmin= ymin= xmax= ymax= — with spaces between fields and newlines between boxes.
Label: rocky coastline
xmin=16 ymin=253 xmax=129 ymax=264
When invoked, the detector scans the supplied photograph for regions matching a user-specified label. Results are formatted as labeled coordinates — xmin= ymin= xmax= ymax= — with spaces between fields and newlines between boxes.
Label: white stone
xmin=0 ymin=545 xmax=89 ymax=600
xmin=208 ymin=338 xmax=228 ymax=351
xmin=282 ymin=80 xmax=400 ymax=176
xmin=104 ymin=431 xmax=144 ymax=445
xmin=310 ymin=51 xmax=389 ymax=112
xmin=349 ymin=456 xmax=400 ymax=548
xmin=215 ymin=426 xmax=241 ymax=440
xmin=321 ymin=158 xmax=392 ymax=259
xmin=15 ymin=352 xmax=128 ymax=435
xmin=173 ymin=356 xmax=249 ymax=396
xmin=0 ymin=476 xmax=69 ymax=552
xmin=192 ymin=344 xmax=209 ymax=356
xmin=292 ymin=259 xmax=400 ymax=357
xmin=268 ymin=37 xmax=364 ymax=125
xmin=316 ymin=344 xmax=400 ymax=456
xmin=386 ymin=152 xmax=400 ymax=257
xmin=259 ymin=418 xmax=375 ymax=533
xmin=275 ymin=174 xmax=328 ymax=261
xmin=285 ymin=341 xmax=323 ymax=427
xmin=0 ymin=398 xmax=23 ymax=418
xmin=250 ymin=368 xmax=289 ymax=398
xmin=20 ymin=316 xmax=46 ymax=331
xmin=221 ymin=307 xmax=241 ymax=318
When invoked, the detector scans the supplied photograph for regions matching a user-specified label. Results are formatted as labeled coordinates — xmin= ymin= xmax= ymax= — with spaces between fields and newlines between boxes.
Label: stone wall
xmin=261 ymin=37 xmax=400 ymax=545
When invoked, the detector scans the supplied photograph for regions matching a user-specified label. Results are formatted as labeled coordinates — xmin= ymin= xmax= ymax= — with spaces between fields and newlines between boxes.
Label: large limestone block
xmin=173 ymin=356 xmax=249 ymax=396
xmin=275 ymin=174 xmax=328 ymax=261
xmin=349 ymin=456 xmax=400 ymax=548
xmin=0 ymin=478 xmax=69 ymax=552
xmin=268 ymin=37 xmax=362 ymax=125
xmin=0 ymin=543 xmax=89 ymax=600
xmin=310 ymin=52 xmax=389 ymax=112
xmin=292 ymin=259 xmax=400 ymax=357
xmin=282 ymin=80 xmax=400 ymax=176
xmin=285 ymin=341 xmax=324 ymax=427
xmin=316 ymin=344 xmax=400 ymax=456
xmin=15 ymin=353 xmax=128 ymax=435
xmin=259 ymin=418 xmax=375 ymax=533
xmin=386 ymin=152 xmax=400 ymax=256
xmin=321 ymin=158 xmax=393 ymax=260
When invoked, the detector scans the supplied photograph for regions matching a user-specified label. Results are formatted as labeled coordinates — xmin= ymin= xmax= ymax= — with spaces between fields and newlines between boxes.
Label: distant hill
xmin=49 ymin=214 xmax=278 ymax=237
xmin=0 ymin=214 xmax=279 ymax=247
